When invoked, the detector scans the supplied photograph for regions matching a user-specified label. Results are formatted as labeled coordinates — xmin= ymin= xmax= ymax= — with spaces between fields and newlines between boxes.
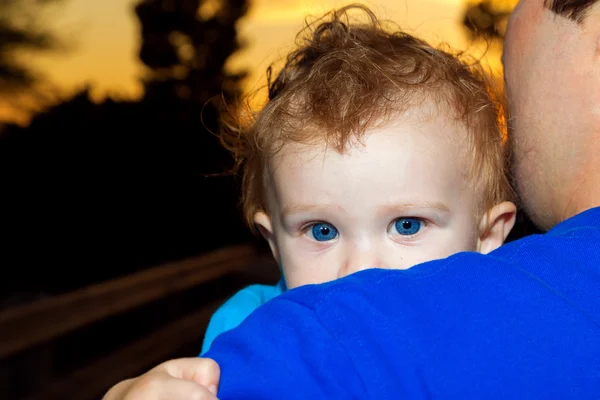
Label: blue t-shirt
xmin=200 ymin=279 xmax=286 ymax=355
xmin=205 ymin=207 xmax=600 ymax=398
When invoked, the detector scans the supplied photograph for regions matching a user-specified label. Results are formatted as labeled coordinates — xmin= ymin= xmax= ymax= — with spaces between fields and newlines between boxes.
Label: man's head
xmin=503 ymin=0 xmax=600 ymax=230
xmin=222 ymin=5 xmax=516 ymax=287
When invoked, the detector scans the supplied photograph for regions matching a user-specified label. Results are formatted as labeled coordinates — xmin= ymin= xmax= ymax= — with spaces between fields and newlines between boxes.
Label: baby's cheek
xmin=393 ymin=238 xmax=471 ymax=269
xmin=378 ymin=248 xmax=426 ymax=271
xmin=280 ymin=255 xmax=331 ymax=289
xmin=445 ymin=233 xmax=479 ymax=254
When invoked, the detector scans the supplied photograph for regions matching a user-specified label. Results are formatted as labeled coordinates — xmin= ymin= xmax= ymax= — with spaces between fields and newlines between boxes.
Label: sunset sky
xmin=1 ymin=0 xmax=503 ymax=124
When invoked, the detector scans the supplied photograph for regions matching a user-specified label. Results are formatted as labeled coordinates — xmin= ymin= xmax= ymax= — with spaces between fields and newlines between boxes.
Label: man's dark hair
xmin=545 ymin=0 xmax=599 ymax=22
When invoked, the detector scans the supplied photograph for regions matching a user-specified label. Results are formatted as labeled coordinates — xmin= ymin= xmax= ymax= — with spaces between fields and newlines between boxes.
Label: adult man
xmin=104 ymin=1 xmax=600 ymax=398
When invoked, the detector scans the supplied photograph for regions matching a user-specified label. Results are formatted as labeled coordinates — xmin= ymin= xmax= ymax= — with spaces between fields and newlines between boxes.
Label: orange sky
xmin=0 ymin=0 xmax=503 ymax=125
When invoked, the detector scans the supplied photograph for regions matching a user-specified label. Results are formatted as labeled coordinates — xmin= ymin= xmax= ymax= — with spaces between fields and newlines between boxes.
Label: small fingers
xmin=123 ymin=372 xmax=219 ymax=400
xmin=192 ymin=358 xmax=220 ymax=394
xmin=152 ymin=357 xmax=221 ymax=394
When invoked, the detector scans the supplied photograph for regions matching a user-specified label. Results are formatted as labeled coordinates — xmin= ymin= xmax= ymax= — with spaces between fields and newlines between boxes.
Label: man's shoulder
xmin=277 ymin=221 xmax=600 ymax=347
xmin=279 ymin=250 xmax=508 ymax=309
xmin=210 ymin=211 xmax=600 ymax=397
xmin=274 ymin=237 xmax=600 ymax=397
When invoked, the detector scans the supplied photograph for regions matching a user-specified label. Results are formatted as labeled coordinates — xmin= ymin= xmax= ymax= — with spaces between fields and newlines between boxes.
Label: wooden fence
xmin=0 ymin=244 xmax=279 ymax=400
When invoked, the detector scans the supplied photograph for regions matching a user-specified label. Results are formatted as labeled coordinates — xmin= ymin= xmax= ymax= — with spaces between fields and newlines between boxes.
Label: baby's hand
xmin=102 ymin=357 xmax=221 ymax=400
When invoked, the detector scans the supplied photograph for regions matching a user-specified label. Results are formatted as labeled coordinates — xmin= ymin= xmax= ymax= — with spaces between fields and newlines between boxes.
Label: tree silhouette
xmin=133 ymin=0 xmax=249 ymax=171
xmin=0 ymin=0 xmax=66 ymax=94
xmin=462 ymin=0 xmax=516 ymax=42
xmin=135 ymin=0 xmax=248 ymax=110
xmin=0 ymin=0 xmax=253 ymax=297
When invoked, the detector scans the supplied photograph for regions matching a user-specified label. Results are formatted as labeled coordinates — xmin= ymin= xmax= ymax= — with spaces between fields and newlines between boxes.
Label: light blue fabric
xmin=200 ymin=278 xmax=286 ymax=355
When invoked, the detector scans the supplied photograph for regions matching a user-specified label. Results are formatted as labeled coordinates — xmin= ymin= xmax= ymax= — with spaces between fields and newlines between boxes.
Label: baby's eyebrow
xmin=281 ymin=203 xmax=344 ymax=216
xmin=378 ymin=202 xmax=451 ymax=214
xmin=281 ymin=202 xmax=450 ymax=217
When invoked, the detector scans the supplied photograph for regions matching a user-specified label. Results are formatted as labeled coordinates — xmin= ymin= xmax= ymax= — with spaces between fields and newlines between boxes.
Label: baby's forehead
xmin=263 ymin=122 xmax=485 ymax=219
xmin=268 ymin=104 xmax=471 ymax=161
xmin=265 ymin=108 xmax=480 ymax=199
xmin=266 ymin=122 xmax=473 ymax=190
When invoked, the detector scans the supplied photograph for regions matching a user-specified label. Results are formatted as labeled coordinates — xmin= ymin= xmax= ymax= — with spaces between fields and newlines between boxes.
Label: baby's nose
xmin=338 ymin=247 xmax=381 ymax=278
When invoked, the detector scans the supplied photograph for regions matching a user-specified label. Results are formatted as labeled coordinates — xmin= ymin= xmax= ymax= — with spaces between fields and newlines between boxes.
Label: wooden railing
xmin=0 ymin=244 xmax=279 ymax=400
xmin=24 ymin=299 xmax=226 ymax=400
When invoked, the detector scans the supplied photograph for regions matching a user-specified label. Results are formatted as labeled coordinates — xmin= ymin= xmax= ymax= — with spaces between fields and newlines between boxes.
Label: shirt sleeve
xmin=204 ymin=295 xmax=367 ymax=399
xmin=200 ymin=281 xmax=285 ymax=355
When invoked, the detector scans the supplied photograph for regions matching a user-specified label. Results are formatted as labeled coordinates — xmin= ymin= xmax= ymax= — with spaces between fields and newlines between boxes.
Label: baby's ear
xmin=476 ymin=201 xmax=517 ymax=254
xmin=253 ymin=211 xmax=280 ymax=262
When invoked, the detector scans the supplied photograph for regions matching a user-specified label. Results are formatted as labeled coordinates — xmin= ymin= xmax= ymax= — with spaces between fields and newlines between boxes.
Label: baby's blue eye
xmin=310 ymin=223 xmax=338 ymax=241
xmin=394 ymin=218 xmax=423 ymax=236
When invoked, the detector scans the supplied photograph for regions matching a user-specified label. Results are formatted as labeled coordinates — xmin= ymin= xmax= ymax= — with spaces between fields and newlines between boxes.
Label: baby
xmin=200 ymin=3 xmax=516 ymax=354
xmin=104 ymin=4 xmax=517 ymax=399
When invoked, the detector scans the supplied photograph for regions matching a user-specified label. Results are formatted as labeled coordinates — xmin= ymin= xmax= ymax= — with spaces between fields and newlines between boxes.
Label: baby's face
xmin=257 ymin=105 xmax=486 ymax=289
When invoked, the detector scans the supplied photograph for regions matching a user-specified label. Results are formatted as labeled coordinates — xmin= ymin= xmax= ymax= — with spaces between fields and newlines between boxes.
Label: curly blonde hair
xmin=221 ymin=4 xmax=514 ymax=230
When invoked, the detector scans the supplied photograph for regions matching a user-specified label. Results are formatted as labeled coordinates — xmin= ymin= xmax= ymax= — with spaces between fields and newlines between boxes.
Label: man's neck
xmin=560 ymin=164 xmax=600 ymax=223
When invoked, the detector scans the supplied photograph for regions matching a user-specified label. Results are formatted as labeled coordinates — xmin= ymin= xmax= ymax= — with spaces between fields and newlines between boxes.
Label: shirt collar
xmin=548 ymin=206 xmax=600 ymax=236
